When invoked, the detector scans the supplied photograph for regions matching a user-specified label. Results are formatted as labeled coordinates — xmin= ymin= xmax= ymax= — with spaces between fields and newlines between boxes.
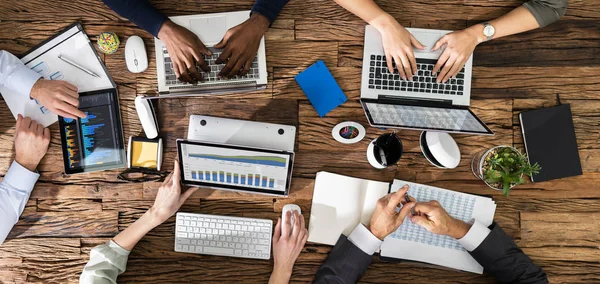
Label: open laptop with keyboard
xmin=175 ymin=212 xmax=273 ymax=260
xmin=360 ymin=26 xmax=493 ymax=136
xmin=154 ymin=11 xmax=268 ymax=97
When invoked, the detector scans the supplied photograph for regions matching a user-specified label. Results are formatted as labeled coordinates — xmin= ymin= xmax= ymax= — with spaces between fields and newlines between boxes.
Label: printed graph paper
xmin=390 ymin=183 xmax=476 ymax=251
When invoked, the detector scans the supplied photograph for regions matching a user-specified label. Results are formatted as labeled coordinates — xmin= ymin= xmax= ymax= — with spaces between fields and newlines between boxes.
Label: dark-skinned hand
xmin=158 ymin=20 xmax=211 ymax=84
xmin=214 ymin=13 xmax=270 ymax=78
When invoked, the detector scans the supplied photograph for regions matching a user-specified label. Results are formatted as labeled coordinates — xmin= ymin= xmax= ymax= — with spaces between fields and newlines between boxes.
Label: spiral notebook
xmin=308 ymin=172 xmax=496 ymax=274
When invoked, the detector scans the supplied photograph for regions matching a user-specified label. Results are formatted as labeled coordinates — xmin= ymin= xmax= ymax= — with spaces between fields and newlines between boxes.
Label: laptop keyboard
xmin=163 ymin=47 xmax=259 ymax=85
xmin=368 ymin=55 xmax=465 ymax=96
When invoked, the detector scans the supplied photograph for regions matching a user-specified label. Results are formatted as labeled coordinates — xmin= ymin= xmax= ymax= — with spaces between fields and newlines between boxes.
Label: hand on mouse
xmin=214 ymin=13 xmax=270 ymax=78
xmin=269 ymin=211 xmax=307 ymax=284
xmin=158 ymin=20 xmax=211 ymax=84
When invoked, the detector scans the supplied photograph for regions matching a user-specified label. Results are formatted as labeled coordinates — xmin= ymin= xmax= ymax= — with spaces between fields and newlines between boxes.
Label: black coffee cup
xmin=367 ymin=132 xmax=403 ymax=168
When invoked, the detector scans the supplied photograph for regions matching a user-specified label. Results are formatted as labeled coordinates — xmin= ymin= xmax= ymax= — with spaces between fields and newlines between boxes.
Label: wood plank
xmin=520 ymin=212 xmax=600 ymax=247
xmin=30 ymin=182 xmax=143 ymax=200
xmin=36 ymin=199 xmax=103 ymax=212
xmin=0 ymin=238 xmax=81 ymax=260
xmin=7 ymin=211 xmax=118 ymax=238
xmin=20 ymin=258 xmax=86 ymax=284
xmin=267 ymin=41 xmax=338 ymax=68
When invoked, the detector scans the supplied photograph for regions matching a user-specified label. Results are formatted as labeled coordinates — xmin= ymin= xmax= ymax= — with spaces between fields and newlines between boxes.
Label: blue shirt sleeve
xmin=102 ymin=0 xmax=168 ymax=37
xmin=251 ymin=0 xmax=290 ymax=24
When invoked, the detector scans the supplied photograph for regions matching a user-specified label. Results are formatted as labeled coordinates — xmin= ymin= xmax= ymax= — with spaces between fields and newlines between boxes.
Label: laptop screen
xmin=362 ymin=101 xmax=493 ymax=135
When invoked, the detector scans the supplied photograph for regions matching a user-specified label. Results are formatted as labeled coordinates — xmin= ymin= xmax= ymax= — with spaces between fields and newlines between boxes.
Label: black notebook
xmin=519 ymin=104 xmax=582 ymax=182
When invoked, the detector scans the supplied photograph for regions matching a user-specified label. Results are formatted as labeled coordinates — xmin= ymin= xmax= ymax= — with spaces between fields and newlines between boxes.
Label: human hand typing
xmin=431 ymin=27 xmax=481 ymax=83
xmin=14 ymin=115 xmax=50 ymax=172
xmin=367 ymin=185 xmax=416 ymax=240
xmin=214 ymin=13 xmax=270 ymax=78
xmin=410 ymin=200 xmax=471 ymax=239
xmin=148 ymin=160 xmax=199 ymax=226
xmin=370 ymin=14 xmax=425 ymax=80
xmin=158 ymin=20 xmax=211 ymax=84
xmin=269 ymin=211 xmax=308 ymax=284
xmin=30 ymin=79 xmax=86 ymax=119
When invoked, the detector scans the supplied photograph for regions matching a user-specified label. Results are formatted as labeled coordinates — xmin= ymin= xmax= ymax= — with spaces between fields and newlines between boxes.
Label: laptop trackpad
xmin=190 ymin=16 xmax=227 ymax=45
xmin=412 ymin=31 xmax=443 ymax=55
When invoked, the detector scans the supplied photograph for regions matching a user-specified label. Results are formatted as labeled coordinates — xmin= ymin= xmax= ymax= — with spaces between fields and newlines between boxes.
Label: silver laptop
xmin=360 ymin=26 xmax=493 ymax=136
xmin=154 ymin=11 xmax=268 ymax=97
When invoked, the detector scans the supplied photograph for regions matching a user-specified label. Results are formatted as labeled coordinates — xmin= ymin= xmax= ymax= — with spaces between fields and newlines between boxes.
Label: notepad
xmin=308 ymin=172 xmax=496 ymax=274
xmin=295 ymin=60 xmax=347 ymax=117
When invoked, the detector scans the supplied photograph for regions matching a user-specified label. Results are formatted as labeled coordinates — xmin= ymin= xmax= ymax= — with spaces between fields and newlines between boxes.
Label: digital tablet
xmin=177 ymin=139 xmax=294 ymax=196
xmin=58 ymin=88 xmax=126 ymax=174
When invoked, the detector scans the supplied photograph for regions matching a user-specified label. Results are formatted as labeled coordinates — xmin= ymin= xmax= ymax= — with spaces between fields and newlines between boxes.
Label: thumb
xmin=411 ymin=35 xmax=426 ymax=50
xmin=411 ymin=215 xmax=433 ymax=231
xmin=180 ymin=187 xmax=199 ymax=203
xmin=213 ymin=34 xmax=228 ymax=49
xmin=273 ymin=217 xmax=282 ymax=243
xmin=431 ymin=36 xmax=448 ymax=51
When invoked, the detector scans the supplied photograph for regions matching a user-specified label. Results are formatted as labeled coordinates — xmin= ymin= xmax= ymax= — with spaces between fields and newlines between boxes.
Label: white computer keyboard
xmin=175 ymin=212 xmax=273 ymax=260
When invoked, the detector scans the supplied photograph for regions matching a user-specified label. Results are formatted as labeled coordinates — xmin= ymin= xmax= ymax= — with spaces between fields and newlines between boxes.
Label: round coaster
xmin=332 ymin=121 xmax=366 ymax=144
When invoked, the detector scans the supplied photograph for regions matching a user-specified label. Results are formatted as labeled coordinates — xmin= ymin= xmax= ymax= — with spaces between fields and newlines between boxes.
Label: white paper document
xmin=308 ymin=172 xmax=389 ymax=246
xmin=380 ymin=180 xmax=497 ymax=274
xmin=0 ymin=24 xmax=112 ymax=127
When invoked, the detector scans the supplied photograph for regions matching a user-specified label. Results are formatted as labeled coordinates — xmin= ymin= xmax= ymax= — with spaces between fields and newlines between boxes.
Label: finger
xmin=183 ymin=57 xmax=201 ymax=83
xmin=172 ymin=160 xmax=181 ymax=188
xmin=410 ymin=35 xmax=426 ymax=50
xmin=43 ymin=127 xmax=50 ymax=140
xmin=35 ymin=121 xmax=43 ymax=135
xmin=410 ymin=215 xmax=433 ymax=231
xmin=56 ymin=104 xmax=86 ymax=119
xmin=273 ymin=217 xmax=282 ymax=243
xmin=215 ymin=48 xmax=232 ymax=65
xmin=219 ymin=57 xmax=238 ymax=78
xmin=213 ymin=35 xmax=228 ymax=50
xmin=281 ymin=211 xmax=291 ymax=238
xmin=431 ymin=36 xmax=448 ymax=52
xmin=198 ymin=58 xmax=210 ymax=73
xmin=187 ymin=64 xmax=203 ymax=83
xmin=180 ymin=187 xmax=199 ymax=203
xmin=59 ymin=92 xmax=80 ymax=107
xmin=239 ymin=60 xmax=252 ymax=76
xmin=53 ymin=108 xmax=77 ymax=120
xmin=162 ymin=172 xmax=174 ymax=186
xmin=439 ymin=56 xmax=457 ymax=83
xmin=16 ymin=114 xmax=23 ymax=131
xmin=387 ymin=185 xmax=409 ymax=210
xmin=385 ymin=52 xmax=394 ymax=74
xmin=61 ymin=82 xmax=79 ymax=93
xmin=226 ymin=60 xmax=244 ymax=78
xmin=395 ymin=201 xmax=416 ymax=226
xmin=295 ymin=215 xmax=307 ymax=246
xmin=399 ymin=54 xmax=412 ymax=80
xmin=407 ymin=50 xmax=418 ymax=79
xmin=432 ymin=51 xmax=450 ymax=76
xmin=448 ymin=58 xmax=466 ymax=79
xmin=198 ymin=43 xmax=212 ymax=56
xmin=23 ymin=117 xmax=32 ymax=130
xmin=172 ymin=60 xmax=182 ymax=81
xmin=413 ymin=202 xmax=437 ymax=215
xmin=393 ymin=55 xmax=406 ymax=80
xmin=175 ymin=61 xmax=193 ymax=83
xmin=291 ymin=211 xmax=302 ymax=239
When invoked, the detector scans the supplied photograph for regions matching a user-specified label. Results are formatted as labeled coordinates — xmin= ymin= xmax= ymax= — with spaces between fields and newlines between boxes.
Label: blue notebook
xmin=295 ymin=60 xmax=347 ymax=117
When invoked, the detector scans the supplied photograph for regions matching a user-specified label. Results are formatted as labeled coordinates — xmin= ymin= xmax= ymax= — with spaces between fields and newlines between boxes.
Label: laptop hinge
xmin=378 ymin=95 xmax=454 ymax=108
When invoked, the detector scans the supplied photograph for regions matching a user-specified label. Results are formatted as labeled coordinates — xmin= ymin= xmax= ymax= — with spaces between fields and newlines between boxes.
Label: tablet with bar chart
xmin=177 ymin=139 xmax=294 ymax=196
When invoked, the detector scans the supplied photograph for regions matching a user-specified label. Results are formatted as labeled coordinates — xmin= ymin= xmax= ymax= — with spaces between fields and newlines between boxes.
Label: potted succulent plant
xmin=471 ymin=146 xmax=541 ymax=196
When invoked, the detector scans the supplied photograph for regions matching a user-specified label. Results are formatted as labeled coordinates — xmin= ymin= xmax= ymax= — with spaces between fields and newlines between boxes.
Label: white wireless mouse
xmin=282 ymin=204 xmax=301 ymax=230
xmin=135 ymin=96 xmax=158 ymax=139
xmin=125 ymin=36 xmax=148 ymax=73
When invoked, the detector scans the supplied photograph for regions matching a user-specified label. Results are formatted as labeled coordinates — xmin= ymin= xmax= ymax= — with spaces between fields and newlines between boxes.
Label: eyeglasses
xmin=118 ymin=168 xmax=170 ymax=183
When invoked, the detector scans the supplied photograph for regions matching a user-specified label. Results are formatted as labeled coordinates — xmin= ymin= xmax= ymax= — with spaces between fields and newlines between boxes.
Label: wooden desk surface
xmin=1 ymin=0 xmax=599 ymax=283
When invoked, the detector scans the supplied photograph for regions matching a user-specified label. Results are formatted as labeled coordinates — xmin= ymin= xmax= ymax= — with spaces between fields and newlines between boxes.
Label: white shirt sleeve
xmin=0 ymin=50 xmax=42 ymax=97
xmin=457 ymin=220 xmax=492 ymax=252
xmin=0 ymin=161 xmax=40 ymax=244
xmin=347 ymin=224 xmax=383 ymax=255
xmin=80 ymin=240 xmax=130 ymax=284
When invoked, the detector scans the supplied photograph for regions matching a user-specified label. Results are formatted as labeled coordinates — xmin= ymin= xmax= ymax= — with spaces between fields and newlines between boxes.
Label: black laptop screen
xmin=363 ymin=101 xmax=493 ymax=135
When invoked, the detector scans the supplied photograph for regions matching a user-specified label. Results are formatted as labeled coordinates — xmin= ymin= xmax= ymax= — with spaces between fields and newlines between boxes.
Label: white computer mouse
xmin=125 ymin=36 xmax=148 ymax=73
xmin=282 ymin=204 xmax=301 ymax=230
xmin=135 ymin=96 xmax=158 ymax=139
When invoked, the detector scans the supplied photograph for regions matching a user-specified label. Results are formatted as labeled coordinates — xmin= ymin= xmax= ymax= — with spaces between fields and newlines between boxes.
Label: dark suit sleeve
xmin=102 ymin=0 xmax=168 ymax=37
xmin=251 ymin=0 xmax=290 ymax=24
xmin=313 ymin=235 xmax=373 ymax=284
xmin=523 ymin=0 xmax=568 ymax=27
xmin=469 ymin=223 xmax=548 ymax=284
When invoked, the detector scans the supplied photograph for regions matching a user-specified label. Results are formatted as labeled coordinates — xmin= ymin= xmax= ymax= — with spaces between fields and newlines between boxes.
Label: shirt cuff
xmin=457 ymin=220 xmax=492 ymax=252
xmin=347 ymin=224 xmax=383 ymax=255
xmin=4 ymin=161 xmax=40 ymax=194
xmin=108 ymin=240 xmax=131 ymax=256
xmin=6 ymin=65 xmax=42 ymax=98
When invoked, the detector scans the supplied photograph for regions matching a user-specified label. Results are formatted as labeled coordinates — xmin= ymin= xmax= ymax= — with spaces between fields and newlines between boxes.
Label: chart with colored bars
xmin=390 ymin=183 xmax=476 ymax=251
xmin=62 ymin=93 xmax=121 ymax=170
xmin=181 ymin=144 xmax=290 ymax=192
